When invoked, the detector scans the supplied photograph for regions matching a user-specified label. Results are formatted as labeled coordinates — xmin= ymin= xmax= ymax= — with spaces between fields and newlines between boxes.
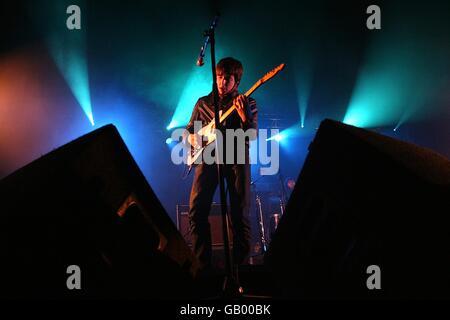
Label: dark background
xmin=0 ymin=0 xmax=449 ymax=225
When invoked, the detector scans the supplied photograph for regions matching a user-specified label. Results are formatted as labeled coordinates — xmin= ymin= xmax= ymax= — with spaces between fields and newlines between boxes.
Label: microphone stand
xmin=278 ymin=171 xmax=287 ymax=216
xmin=197 ymin=14 xmax=240 ymax=296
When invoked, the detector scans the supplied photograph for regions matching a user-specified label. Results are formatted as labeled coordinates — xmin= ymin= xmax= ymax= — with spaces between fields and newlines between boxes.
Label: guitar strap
xmin=200 ymin=93 xmax=234 ymax=123
xmin=199 ymin=104 xmax=214 ymax=123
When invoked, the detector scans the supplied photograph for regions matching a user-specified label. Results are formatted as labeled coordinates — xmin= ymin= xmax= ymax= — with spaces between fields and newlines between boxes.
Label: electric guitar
xmin=187 ymin=63 xmax=285 ymax=167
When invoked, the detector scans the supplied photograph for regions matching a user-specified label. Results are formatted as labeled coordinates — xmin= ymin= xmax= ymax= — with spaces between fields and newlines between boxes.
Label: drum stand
xmin=255 ymin=193 xmax=268 ymax=253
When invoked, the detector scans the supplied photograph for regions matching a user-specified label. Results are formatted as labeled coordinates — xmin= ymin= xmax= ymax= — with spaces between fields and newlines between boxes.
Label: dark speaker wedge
xmin=0 ymin=124 xmax=200 ymax=299
xmin=265 ymin=119 xmax=450 ymax=299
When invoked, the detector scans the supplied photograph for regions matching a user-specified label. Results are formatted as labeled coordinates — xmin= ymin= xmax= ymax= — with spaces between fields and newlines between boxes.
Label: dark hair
xmin=216 ymin=57 xmax=243 ymax=84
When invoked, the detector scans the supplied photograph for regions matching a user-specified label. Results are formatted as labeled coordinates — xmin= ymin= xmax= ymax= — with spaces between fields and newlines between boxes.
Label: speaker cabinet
xmin=266 ymin=119 xmax=450 ymax=299
xmin=0 ymin=124 xmax=199 ymax=298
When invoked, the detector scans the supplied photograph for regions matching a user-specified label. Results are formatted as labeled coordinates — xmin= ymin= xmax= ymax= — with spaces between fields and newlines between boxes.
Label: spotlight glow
xmin=343 ymin=18 xmax=446 ymax=129
xmin=166 ymin=122 xmax=176 ymax=130
xmin=292 ymin=47 xmax=314 ymax=137
xmin=167 ymin=47 xmax=230 ymax=130
xmin=267 ymin=133 xmax=283 ymax=142
xmin=50 ymin=39 xmax=94 ymax=126
xmin=168 ymin=67 xmax=211 ymax=130
xmin=30 ymin=0 xmax=94 ymax=126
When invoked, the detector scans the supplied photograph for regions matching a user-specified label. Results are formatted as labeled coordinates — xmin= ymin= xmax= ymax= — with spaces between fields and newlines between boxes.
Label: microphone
xmin=196 ymin=46 xmax=205 ymax=66
xmin=196 ymin=14 xmax=220 ymax=67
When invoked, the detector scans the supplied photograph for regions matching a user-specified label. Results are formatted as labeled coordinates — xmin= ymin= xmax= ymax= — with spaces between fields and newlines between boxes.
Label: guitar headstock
xmin=260 ymin=63 xmax=286 ymax=84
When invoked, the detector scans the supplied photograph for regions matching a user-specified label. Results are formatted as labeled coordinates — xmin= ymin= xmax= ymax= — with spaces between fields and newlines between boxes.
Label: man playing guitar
xmin=185 ymin=57 xmax=258 ymax=280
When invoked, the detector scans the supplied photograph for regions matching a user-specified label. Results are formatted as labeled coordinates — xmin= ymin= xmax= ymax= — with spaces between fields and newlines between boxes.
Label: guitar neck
xmin=218 ymin=81 xmax=261 ymax=124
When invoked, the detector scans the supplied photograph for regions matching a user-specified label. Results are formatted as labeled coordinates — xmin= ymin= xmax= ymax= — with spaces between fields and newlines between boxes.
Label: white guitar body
xmin=187 ymin=120 xmax=217 ymax=166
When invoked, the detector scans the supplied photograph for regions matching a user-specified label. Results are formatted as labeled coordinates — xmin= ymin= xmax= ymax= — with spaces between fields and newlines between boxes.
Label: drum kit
xmin=250 ymin=171 xmax=295 ymax=257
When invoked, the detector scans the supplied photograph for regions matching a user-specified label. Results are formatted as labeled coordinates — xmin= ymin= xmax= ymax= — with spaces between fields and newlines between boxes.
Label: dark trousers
xmin=188 ymin=162 xmax=251 ymax=268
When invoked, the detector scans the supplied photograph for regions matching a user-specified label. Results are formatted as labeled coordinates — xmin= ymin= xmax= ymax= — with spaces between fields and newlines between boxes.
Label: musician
xmin=185 ymin=57 xmax=258 ymax=278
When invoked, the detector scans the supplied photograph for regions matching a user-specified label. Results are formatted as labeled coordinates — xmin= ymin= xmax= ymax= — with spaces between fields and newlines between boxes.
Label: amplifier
xmin=176 ymin=203 xmax=233 ymax=247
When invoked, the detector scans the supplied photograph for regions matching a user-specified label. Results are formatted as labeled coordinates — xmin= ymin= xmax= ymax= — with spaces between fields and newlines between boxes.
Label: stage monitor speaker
xmin=0 ymin=124 xmax=199 ymax=299
xmin=265 ymin=119 xmax=450 ymax=299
